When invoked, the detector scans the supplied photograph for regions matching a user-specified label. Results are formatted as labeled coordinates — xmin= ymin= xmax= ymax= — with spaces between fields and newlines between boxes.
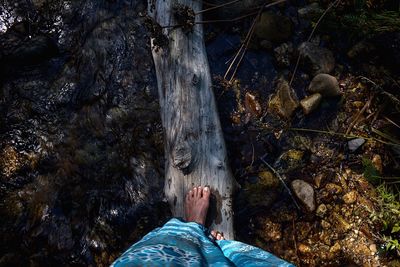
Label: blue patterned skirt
xmin=111 ymin=218 xmax=295 ymax=266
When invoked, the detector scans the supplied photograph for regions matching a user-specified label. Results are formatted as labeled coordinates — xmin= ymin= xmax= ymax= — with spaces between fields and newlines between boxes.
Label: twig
xmin=195 ymin=0 xmax=241 ymax=15
xmin=290 ymin=127 xmax=400 ymax=147
xmin=384 ymin=116 xmax=400 ymax=130
xmin=289 ymin=0 xmax=341 ymax=86
xmin=260 ymin=155 xmax=301 ymax=210
xmin=345 ymin=95 xmax=373 ymax=135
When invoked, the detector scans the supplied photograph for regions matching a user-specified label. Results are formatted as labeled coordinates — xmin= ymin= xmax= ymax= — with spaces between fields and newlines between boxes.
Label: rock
xmin=369 ymin=244 xmax=377 ymax=254
xmin=298 ymin=243 xmax=312 ymax=254
xmin=254 ymin=12 xmax=293 ymax=43
xmin=372 ymin=154 xmax=383 ymax=174
xmin=244 ymin=170 xmax=279 ymax=206
xmin=343 ymin=191 xmax=357 ymax=204
xmin=348 ymin=138 xmax=365 ymax=152
xmin=256 ymin=217 xmax=282 ymax=241
xmin=332 ymin=212 xmax=351 ymax=232
xmin=258 ymin=170 xmax=280 ymax=188
xmin=298 ymin=3 xmax=323 ymax=19
xmin=274 ymin=42 xmax=293 ymax=67
xmin=321 ymin=219 xmax=331 ymax=229
xmin=291 ymin=179 xmax=316 ymax=212
xmin=328 ymin=242 xmax=341 ymax=259
xmin=347 ymin=41 xmax=375 ymax=59
xmin=274 ymin=149 xmax=306 ymax=173
xmin=268 ymin=79 xmax=299 ymax=119
xmin=325 ymin=183 xmax=342 ymax=195
xmin=300 ymin=93 xmax=322 ymax=114
xmin=308 ymin=74 xmax=341 ymax=97
xmin=298 ymin=42 xmax=335 ymax=75
xmin=316 ymin=204 xmax=327 ymax=217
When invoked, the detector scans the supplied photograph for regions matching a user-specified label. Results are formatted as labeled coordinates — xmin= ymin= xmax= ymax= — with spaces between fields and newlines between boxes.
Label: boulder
xmin=291 ymin=179 xmax=316 ymax=212
xmin=298 ymin=42 xmax=335 ymax=75
xmin=308 ymin=74 xmax=341 ymax=97
xmin=268 ymin=79 xmax=299 ymax=119
xmin=254 ymin=12 xmax=293 ymax=43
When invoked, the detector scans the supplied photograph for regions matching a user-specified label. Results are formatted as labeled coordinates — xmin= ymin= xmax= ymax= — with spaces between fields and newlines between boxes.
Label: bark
xmin=148 ymin=0 xmax=235 ymax=238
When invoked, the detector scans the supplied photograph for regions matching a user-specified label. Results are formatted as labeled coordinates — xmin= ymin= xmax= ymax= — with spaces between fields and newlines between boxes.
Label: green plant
xmin=371 ymin=184 xmax=400 ymax=254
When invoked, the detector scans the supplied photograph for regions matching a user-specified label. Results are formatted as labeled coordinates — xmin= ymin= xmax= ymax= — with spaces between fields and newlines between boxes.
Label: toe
xmin=211 ymin=230 xmax=217 ymax=239
xmin=193 ymin=187 xmax=198 ymax=198
xmin=186 ymin=191 xmax=191 ymax=201
xmin=202 ymin=186 xmax=210 ymax=199
xmin=217 ymin=233 xmax=223 ymax=240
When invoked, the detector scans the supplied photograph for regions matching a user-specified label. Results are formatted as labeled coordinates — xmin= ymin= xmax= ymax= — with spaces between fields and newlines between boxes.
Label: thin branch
xmin=290 ymin=127 xmax=400 ymax=147
xmin=195 ymin=0 xmax=241 ymax=15
xmin=260 ymin=155 xmax=301 ymax=210
xmin=345 ymin=95 xmax=373 ymax=135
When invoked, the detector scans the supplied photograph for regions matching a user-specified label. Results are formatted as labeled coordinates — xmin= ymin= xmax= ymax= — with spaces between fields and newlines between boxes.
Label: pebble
xmin=308 ymin=73 xmax=341 ymax=97
xmin=348 ymin=138 xmax=366 ymax=152
xmin=291 ymin=179 xmax=316 ymax=212
xmin=325 ymin=183 xmax=342 ymax=195
xmin=300 ymin=93 xmax=322 ymax=114
xmin=298 ymin=3 xmax=323 ymax=19
xmin=316 ymin=204 xmax=327 ymax=217
xmin=369 ymin=244 xmax=377 ymax=253
xmin=343 ymin=191 xmax=357 ymax=204
xmin=372 ymin=154 xmax=383 ymax=174
xmin=298 ymin=243 xmax=312 ymax=254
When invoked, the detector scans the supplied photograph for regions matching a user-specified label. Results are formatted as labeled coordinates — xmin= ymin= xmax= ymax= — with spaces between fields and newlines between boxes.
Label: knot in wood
xmin=172 ymin=140 xmax=193 ymax=171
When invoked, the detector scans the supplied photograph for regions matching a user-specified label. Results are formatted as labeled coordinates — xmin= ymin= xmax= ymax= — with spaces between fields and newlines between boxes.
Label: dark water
xmin=0 ymin=1 xmax=170 ymax=266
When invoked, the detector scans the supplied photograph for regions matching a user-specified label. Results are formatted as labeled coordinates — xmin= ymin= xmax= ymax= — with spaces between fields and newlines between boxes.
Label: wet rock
xmin=298 ymin=243 xmax=312 ymax=254
xmin=291 ymin=179 xmax=316 ymax=212
xmin=296 ymin=222 xmax=312 ymax=241
xmin=308 ymin=74 xmax=341 ymax=97
xmin=274 ymin=149 xmax=306 ymax=173
xmin=298 ymin=3 xmax=323 ymax=19
xmin=300 ymin=93 xmax=322 ymax=114
xmin=372 ymin=154 xmax=383 ymax=174
xmin=274 ymin=42 xmax=293 ymax=67
xmin=332 ymin=212 xmax=351 ymax=233
xmin=321 ymin=219 xmax=331 ymax=229
xmin=348 ymin=138 xmax=365 ymax=152
xmin=244 ymin=170 xmax=279 ymax=206
xmin=254 ymin=12 xmax=293 ymax=43
xmin=298 ymin=42 xmax=335 ymax=75
xmin=316 ymin=204 xmax=327 ymax=217
xmin=347 ymin=41 xmax=375 ymax=59
xmin=328 ymin=242 xmax=341 ymax=259
xmin=268 ymin=80 xmax=299 ymax=119
xmin=258 ymin=170 xmax=280 ymax=188
xmin=325 ymin=183 xmax=342 ymax=195
xmin=256 ymin=217 xmax=282 ymax=242
xmin=343 ymin=191 xmax=357 ymax=204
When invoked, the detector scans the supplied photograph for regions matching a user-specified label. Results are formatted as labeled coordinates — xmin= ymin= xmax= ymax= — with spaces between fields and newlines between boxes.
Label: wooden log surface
xmin=148 ymin=0 xmax=235 ymax=238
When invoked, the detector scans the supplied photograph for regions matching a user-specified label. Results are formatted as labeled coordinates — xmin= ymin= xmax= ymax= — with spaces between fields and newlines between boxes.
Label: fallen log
xmin=148 ymin=0 xmax=235 ymax=238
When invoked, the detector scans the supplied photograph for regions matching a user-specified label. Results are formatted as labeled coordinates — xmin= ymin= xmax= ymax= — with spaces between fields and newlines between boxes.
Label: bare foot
xmin=211 ymin=230 xmax=225 ymax=241
xmin=185 ymin=186 xmax=210 ymax=225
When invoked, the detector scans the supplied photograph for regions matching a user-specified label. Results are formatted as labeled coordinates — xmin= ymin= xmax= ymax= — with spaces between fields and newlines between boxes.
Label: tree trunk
xmin=148 ymin=0 xmax=235 ymax=238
